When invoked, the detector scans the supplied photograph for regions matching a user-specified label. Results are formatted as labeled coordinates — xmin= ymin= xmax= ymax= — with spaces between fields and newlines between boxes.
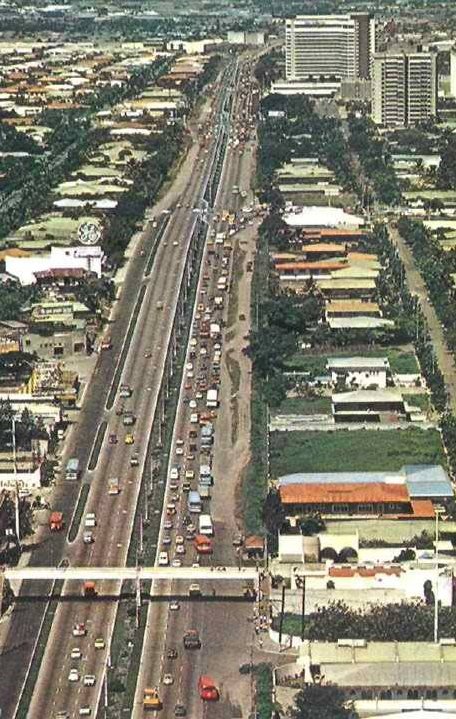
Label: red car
xmin=198 ymin=675 xmax=219 ymax=701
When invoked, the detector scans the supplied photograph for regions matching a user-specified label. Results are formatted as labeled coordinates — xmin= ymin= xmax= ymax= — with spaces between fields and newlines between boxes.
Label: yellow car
xmin=125 ymin=433 xmax=134 ymax=445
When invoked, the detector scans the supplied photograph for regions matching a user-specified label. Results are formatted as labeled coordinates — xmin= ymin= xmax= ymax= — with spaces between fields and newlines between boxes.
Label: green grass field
xmin=270 ymin=427 xmax=445 ymax=477
xmin=274 ymin=396 xmax=332 ymax=415
xmin=284 ymin=347 xmax=419 ymax=376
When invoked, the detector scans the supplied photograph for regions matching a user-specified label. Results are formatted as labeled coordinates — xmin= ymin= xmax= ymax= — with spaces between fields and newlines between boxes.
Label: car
xmin=78 ymin=708 xmax=92 ymax=717
xmin=115 ymin=404 xmax=124 ymax=416
xmin=186 ymin=523 xmax=196 ymax=534
xmin=195 ymin=392 xmax=203 ymax=400
xmin=232 ymin=533 xmax=244 ymax=547
xmin=94 ymin=637 xmax=105 ymax=650
xmin=189 ymin=400 xmax=197 ymax=409
xmin=162 ymin=534 xmax=172 ymax=546
xmin=173 ymin=241 xmax=179 ymax=247
xmin=144 ymin=349 xmax=152 ymax=358
xmin=169 ymin=481 xmax=179 ymax=491
xmin=184 ymin=382 xmax=192 ymax=390
xmin=164 ymin=519 xmax=174 ymax=530
xmin=186 ymin=362 xmax=193 ymax=371
xmin=72 ymin=623 xmax=86 ymax=637
xmin=175 ymin=535 xmax=184 ymax=545
xmin=170 ymin=600 xmax=180 ymax=610
xmin=68 ymin=669 xmax=80 ymax=683
xmin=156 ymin=301 xmax=164 ymax=310
xmin=83 ymin=531 xmax=94 ymax=544
xmin=174 ymin=705 xmax=187 ymax=717
xmin=83 ymin=675 xmax=96 ymax=687
xmin=187 ymin=370 xmax=194 ymax=379
xmin=176 ymin=544 xmax=185 ymax=555
xmin=171 ymin=558 xmax=182 ymax=568
xmin=170 ymin=467 xmax=180 ymax=480
xmin=189 ymin=583 xmax=202 ymax=596
xmin=56 ymin=712 xmax=70 ymax=719
xmin=167 ymin=648 xmax=178 ymax=659
xmin=108 ymin=434 xmax=118 ymax=445
xmin=163 ymin=674 xmax=174 ymax=685
xmin=159 ymin=551 xmax=169 ymax=566
xmin=176 ymin=446 xmax=184 ymax=456
xmin=130 ymin=453 xmax=139 ymax=467
xmin=166 ymin=503 xmax=177 ymax=516
xmin=124 ymin=433 xmax=134 ymax=445
xmin=70 ymin=648 xmax=82 ymax=660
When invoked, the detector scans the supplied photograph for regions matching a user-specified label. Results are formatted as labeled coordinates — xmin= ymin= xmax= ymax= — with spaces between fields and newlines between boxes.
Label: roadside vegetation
xmin=274 ymin=600 xmax=456 ymax=642
xmin=270 ymin=427 xmax=444 ymax=477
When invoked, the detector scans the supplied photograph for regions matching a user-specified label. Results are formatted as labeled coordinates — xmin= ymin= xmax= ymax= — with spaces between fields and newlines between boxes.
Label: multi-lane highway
xmin=2 ymin=52 xmax=261 ymax=719
xmin=132 ymin=58 xmax=260 ymax=719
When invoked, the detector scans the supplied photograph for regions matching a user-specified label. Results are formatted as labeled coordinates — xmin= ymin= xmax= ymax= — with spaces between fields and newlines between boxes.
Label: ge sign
xmin=77 ymin=221 xmax=102 ymax=246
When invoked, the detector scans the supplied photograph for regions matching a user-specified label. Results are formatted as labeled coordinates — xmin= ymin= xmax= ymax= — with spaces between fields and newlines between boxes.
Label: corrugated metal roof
xmin=327 ymin=356 xmax=389 ymax=370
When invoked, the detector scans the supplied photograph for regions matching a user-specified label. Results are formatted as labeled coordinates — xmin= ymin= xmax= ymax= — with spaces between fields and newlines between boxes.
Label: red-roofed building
xmin=278 ymin=481 xmax=432 ymax=518
xmin=33 ymin=267 xmax=95 ymax=291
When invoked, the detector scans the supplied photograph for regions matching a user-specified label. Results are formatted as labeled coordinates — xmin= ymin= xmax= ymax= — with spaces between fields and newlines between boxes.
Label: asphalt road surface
xmin=132 ymin=55 xmax=260 ymax=719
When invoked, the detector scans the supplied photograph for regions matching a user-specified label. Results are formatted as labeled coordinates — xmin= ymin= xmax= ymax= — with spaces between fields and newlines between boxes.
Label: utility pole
xmin=12 ymin=417 xmax=20 ymax=542
xmin=278 ymin=585 xmax=286 ymax=645
xmin=300 ymin=576 xmax=306 ymax=641
xmin=434 ymin=508 xmax=442 ymax=643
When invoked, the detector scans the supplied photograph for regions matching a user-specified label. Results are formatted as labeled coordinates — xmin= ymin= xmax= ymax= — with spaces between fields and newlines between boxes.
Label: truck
xmin=194 ymin=534 xmax=213 ymax=554
xmin=201 ymin=423 xmax=213 ymax=446
xmin=187 ymin=490 xmax=202 ymax=513
xmin=198 ymin=514 xmax=214 ymax=537
xmin=49 ymin=511 xmax=64 ymax=531
xmin=206 ymin=389 xmax=218 ymax=408
xmin=65 ymin=457 xmax=80 ymax=481
xmin=210 ymin=323 xmax=221 ymax=339
xmin=217 ymin=276 xmax=227 ymax=292
xmin=108 ymin=477 xmax=120 ymax=495
xmin=198 ymin=675 xmax=219 ymax=701
xmin=143 ymin=688 xmax=162 ymax=711
xmin=183 ymin=629 xmax=201 ymax=649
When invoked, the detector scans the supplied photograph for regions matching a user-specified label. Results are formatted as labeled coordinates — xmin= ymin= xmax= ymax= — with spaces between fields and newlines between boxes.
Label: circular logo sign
xmin=77 ymin=221 xmax=102 ymax=246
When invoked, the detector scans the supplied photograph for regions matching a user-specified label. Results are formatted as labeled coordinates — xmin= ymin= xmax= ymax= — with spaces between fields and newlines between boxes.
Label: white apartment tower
xmin=285 ymin=13 xmax=376 ymax=81
xmin=372 ymin=52 xmax=437 ymax=128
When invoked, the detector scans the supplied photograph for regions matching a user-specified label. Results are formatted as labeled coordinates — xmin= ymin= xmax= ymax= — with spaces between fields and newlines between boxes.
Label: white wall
xmin=6 ymin=245 xmax=103 ymax=285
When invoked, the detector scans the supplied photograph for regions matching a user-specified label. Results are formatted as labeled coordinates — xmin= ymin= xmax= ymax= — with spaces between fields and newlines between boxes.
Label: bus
xmin=188 ymin=491 xmax=202 ymax=514
xmin=65 ymin=457 xmax=80 ymax=481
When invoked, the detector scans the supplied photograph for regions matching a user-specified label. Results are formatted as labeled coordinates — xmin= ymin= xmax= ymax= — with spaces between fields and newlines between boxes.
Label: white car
xmin=187 ymin=370 xmax=194 ymax=379
xmin=68 ymin=669 xmax=80 ymax=683
xmin=79 ymin=708 xmax=91 ymax=717
xmin=171 ymin=558 xmax=182 ymax=568
xmin=163 ymin=674 xmax=174 ymax=686
xmin=83 ymin=675 xmax=96 ymax=687
xmin=72 ymin=623 xmax=86 ymax=637
xmin=175 ymin=535 xmax=184 ymax=545
xmin=170 ymin=600 xmax=180 ymax=610
xmin=170 ymin=467 xmax=180 ymax=480
xmin=70 ymin=648 xmax=82 ymax=660
xmin=176 ymin=545 xmax=185 ymax=555
xmin=158 ymin=551 xmax=169 ymax=566
xmin=176 ymin=447 xmax=184 ymax=456
xmin=189 ymin=400 xmax=197 ymax=409
xmin=186 ymin=362 xmax=193 ymax=371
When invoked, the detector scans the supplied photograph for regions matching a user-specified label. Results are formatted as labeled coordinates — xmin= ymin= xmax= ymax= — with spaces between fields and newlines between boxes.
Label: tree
xmin=300 ymin=514 xmax=325 ymax=536
xmin=291 ymin=685 xmax=355 ymax=719
xmin=262 ymin=489 xmax=285 ymax=536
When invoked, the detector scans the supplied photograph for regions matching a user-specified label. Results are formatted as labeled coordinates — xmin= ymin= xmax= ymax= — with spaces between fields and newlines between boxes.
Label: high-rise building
xmin=285 ymin=13 xmax=376 ymax=82
xmin=371 ymin=52 xmax=437 ymax=128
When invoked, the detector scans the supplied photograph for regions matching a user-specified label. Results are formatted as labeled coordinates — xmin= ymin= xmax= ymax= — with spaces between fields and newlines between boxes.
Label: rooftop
xmin=326 ymin=356 xmax=389 ymax=370
xmin=279 ymin=481 xmax=410 ymax=506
